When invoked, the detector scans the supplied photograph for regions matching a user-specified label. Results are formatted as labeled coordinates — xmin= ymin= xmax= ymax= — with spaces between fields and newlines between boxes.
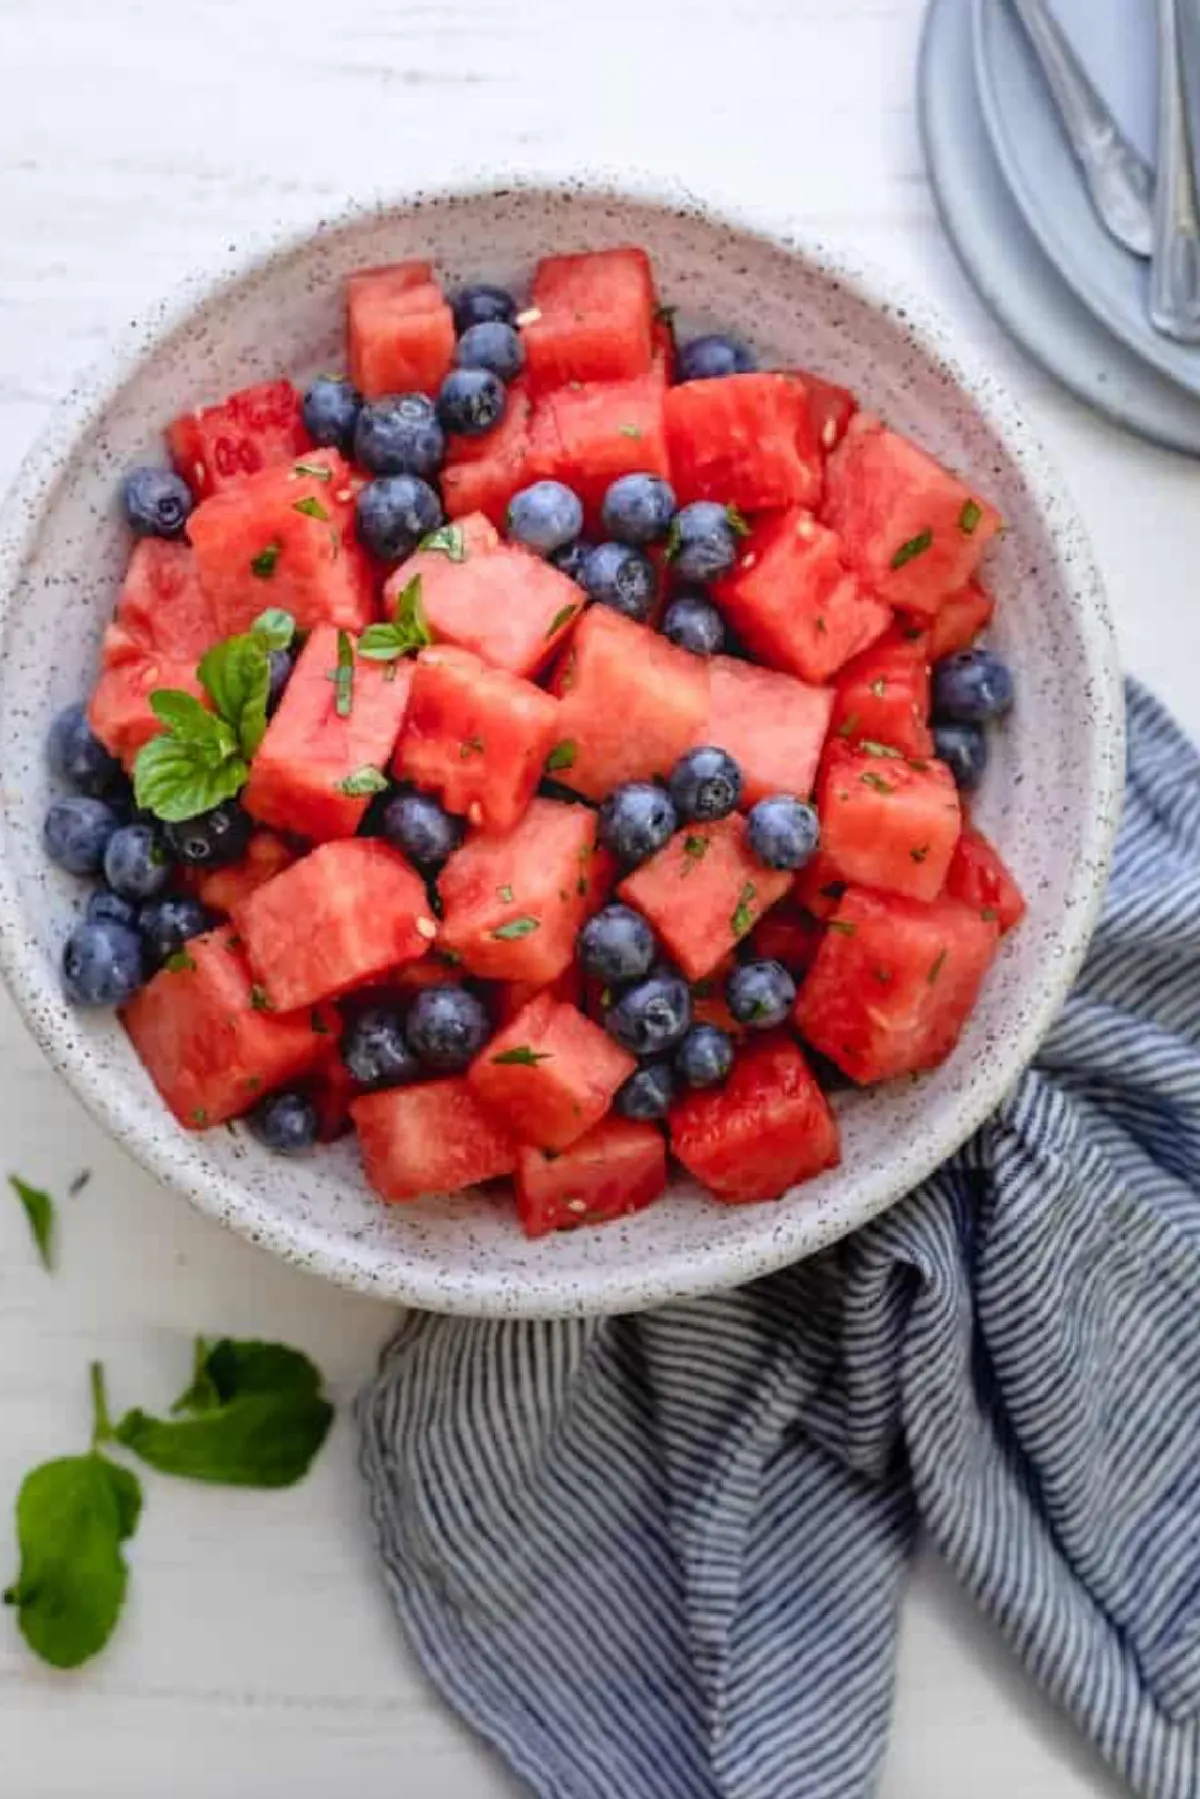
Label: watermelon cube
xmin=715 ymin=509 xmax=891 ymax=685
xmin=515 ymin=1117 xmax=667 ymax=1238
xmin=822 ymin=415 xmax=1003 ymax=615
xmin=167 ymin=378 xmax=310 ymax=501
xmin=924 ymin=579 xmax=995 ymax=662
xmin=522 ymin=248 xmax=655 ymax=392
xmin=664 ymin=374 xmax=821 ymax=511
xmin=468 ymin=991 xmax=635 ymax=1151
xmin=796 ymin=370 xmax=858 ymax=453
xmin=121 ymin=927 xmax=332 ymax=1128
xmin=689 ymin=956 xmax=746 ymax=1040
xmin=346 ymin=260 xmax=456 ymax=400
xmin=243 ymin=625 xmax=414 ymax=842
xmin=438 ymin=797 xmax=598 ymax=983
xmin=197 ymin=831 xmax=296 ymax=916
xmin=549 ymin=608 xmax=710 ymax=800
xmin=386 ymin=527 xmax=582 ymax=678
xmin=670 ymin=1034 xmax=840 ymax=1204
xmin=792 ymin=849 xmax=851 ymax=924
xmin=618 ymin=813 xmax=792 ymax=981
xmin=188 ymin=449 xmax=374 ymax=638
xmin=748 ymin=904 xmax=824 ymax=977
xmin=828 ymin=626 xmax=933 ymax=759
xmin=352 ymin=1078 xmax=517 ymax=1203
xmin=233 ymin=839 xmax=433 ymax=1011
xmin=820 ymin=742 xmax=961 ymax=902
xmin=794 ymin=887 xmax=1000 ymax=1084
xmin=442 ymin=382 xmax=535 ymax=526
xmin=88 ymin=540 xmax=216 ymax=767
xmin=945 ymin=824 xmax=1026 ymax=933
xmin=491 ymin=964 xmax=584 ymax=1029
xmin=394 ymin=645 xmax=561 ymax=832
xmin=702 ymin=655 xmax=833 ymax=807
xmin=527 ymin=371 xmax=670 ymax=521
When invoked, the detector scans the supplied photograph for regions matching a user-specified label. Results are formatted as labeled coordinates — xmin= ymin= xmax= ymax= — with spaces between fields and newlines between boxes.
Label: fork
xmin=1150 ymin=0 xmax=1200 ymax=340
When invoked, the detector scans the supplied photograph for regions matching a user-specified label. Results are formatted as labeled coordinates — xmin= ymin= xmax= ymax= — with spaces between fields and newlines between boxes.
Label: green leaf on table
xmin=9 ymin=1176 xmax=54 ymax=1270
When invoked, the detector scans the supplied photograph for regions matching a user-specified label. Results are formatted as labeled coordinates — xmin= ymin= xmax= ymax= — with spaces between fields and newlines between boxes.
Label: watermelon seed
xmin=497 ymin=885 xmax=513 ymax=903
xmin=868 ymin=679 xmax=888 ymax=699
xmin=910 ymin=844 xmax=930 ymax=863
xmin=515 ymin=307 xmax=542 ymax=327
xmin=821 ymin=418 xmax=838 ymax=450
xmin=467 ymin=803 xmax=484 ymax=826
xmin=415 ymin=917 xmax=439 ymax=941
xmin=815 ymin=616 xmax=828 ymax=635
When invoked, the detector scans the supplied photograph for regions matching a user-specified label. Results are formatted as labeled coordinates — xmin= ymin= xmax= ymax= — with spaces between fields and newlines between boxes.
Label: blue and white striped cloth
xmin=360 ymin=681 xmax=1200 ymax=1799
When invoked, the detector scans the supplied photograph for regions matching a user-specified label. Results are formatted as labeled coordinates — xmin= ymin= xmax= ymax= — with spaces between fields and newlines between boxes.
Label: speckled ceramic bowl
xmin=0 ymin=172 xmax=1123 ymax=1318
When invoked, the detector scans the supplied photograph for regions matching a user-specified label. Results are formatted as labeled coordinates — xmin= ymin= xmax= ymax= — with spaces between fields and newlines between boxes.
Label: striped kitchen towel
xmin=359 ymin=680 xmax=1200 ymax=1799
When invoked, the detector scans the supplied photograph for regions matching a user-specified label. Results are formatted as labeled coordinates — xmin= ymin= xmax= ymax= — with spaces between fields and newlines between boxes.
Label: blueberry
xmin=354 ymin=393 xmax=445 ymax=478
xmin=248 ymin=1090 xmax=319 ymax=1155
xmin=46 ymin=702 xmax=123 ymax=797
xmin=87 ymin=888 xmax=137 ymax=930
xmin=727 ymin=960 xmax=796 ymax=1029
xmin=577 ymin=903 xmax=657 ymax=986
xmin=266 ymin=647 xmax=294 ymax=715
xmin=379 ymin=791 xmax=465 ymax=872
xmin=301 ymin=376 xmax=362 ymax=455
xmin=661 ymin=593 xmax=726 ymax=657
xmin=747 ymin=795 xmax=821 ymax=871
xmin=600 ymin=473 xmax=676 ymax=546
xmin=43 ymin=797 xmax=121 ymax=877
xmin=356 ymin=474 xmax=443 ymax=562
xmin=164 ymin=801 xmax=253 ymax=868
xmin=456 ymin=320 xmax=524 ymax=383
xmin=932 ymin=649 xmax=1015 ymax=725
xmin=342 ymin=1004 xmax=420 ymax=1090
xmin=668 ymin=747 xmax=742 ymax=823
xmin=436 ymin=367 xmax=506 ymax=437
xmin=606 ymin=972 xmax=693 ymax=1057
xmin=615 ymin=1060 xmax=676 ymax=1120
xmin=452 ymin=283 xmax=518 ymax=334
xmin=121 ymin=467 xmax=193 ymax=539
xmin=580 ymin=542 xmax=656 ymax=621
xmin=406 ymin=984 xmax=490 ymax=1071
xmin=933 ymin=721 xmax=989 ymax=792
xmin=549 ymin=539 xmax=594 ymax=583
xmin=137 ymin=895 xmax=215 ymax=966
xmin=61 ymin=919 xmax=146 ymax=1007
xmin=599 ymin=782 xmax=678 ymax=866
xmin=507 ymin=481 xmax=584 ymax=556
xmin=675 ymin=333 xmax=757 ymax=383
xmin=669 ymin=501 xmax=742 ymax=584
xmin=675 ymin=1023 xmax=735 ymax=1088
xmin=103 ymin=823 xmax=172 ymax=902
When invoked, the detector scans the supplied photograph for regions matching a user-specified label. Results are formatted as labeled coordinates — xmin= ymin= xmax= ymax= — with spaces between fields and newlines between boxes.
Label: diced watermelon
xmin=442 ymin=383 xmax=535 ymax=526
xmin=796 ymin=370 xmax=858 ymax=453
xmin=548 ymin=608 xmax=710 ymax=800
xmin=793 ymin=849 xmax=851 ymax=923
xmin=690 ymin=958 xmax=747 ymax=1039
xmin=233 ymin=839 xmax=433 ymax=1011
xmin=468 ymin=991 xmax=635 ymax=1151
xmin=386 ymin=528 xmax=581 ymax=678
xmin=88 ymin=540 xmax=216 ymax=767
xmin=188 ymin=449 xmax=374 ymax=637
xmin=167 ymin=379 xmax=310 ymax=501
xmin=715 ymin=509 xmax=891 ymax=684
xmin=523 ymin=248 xmax=655 ymax=392
xmin=702 ymin=656 xmax=833 ymax=807
xmin=822 ymin=414 xmax=1002 ymax=615
xmin=491 ymin=963 xmax=584 ymax=1027
xmin=526 ymin=371 xmax=670 ymax=521
xmin=819 ymin=743 xmax=961 ymax=903
xmin=394 ymin=645 xmax=560 ymax=832
xmin=618 ymin=814 xmax=792 ymax=981
xmin=121 ymin=927 xmax=332 ymax=1128
xmin=945 ymin=824 xmax=1026 ymax=933
xmin=346 ymin=261 xmax=456 ymax=400
xmin=670 ymin=1034 xmax=840 ymax=1203
xmin=438 ymin=797 xmax=598 ymax=983
xmin=664 ymin=374 xmax=821 ymax=511
xmin=748 ymin=904 xmax=824 ymax=976
xmin=197 ymin=831 xmax=296 ymax=916
xmin=924 ymin=580 xmax=995 ymax=662
xmin=243 ymin=625 xmax=413 ymax=842
xmin=828 ymin=626 xmax=933 ymax=759
xmin=793 ymin=887 xmax=999 ymax=1084
xmin=515 ymin=1117 xmax=667 ymax=1237
xmin=352 ymin=1078 xmax=517 ymax=1202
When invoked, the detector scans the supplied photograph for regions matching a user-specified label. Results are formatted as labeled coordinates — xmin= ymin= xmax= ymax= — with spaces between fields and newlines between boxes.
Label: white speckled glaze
xmin=0 ymin=171 xmax=1123 ymax=1318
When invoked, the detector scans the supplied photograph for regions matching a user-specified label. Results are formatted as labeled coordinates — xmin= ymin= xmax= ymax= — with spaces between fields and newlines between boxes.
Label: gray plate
xmin=973 ymin=0 xmax=1200 ymax=398
xmin=921 ymin=0 xmax=1200 ymax=454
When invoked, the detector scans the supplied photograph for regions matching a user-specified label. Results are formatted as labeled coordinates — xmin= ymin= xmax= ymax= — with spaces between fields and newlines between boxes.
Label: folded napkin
xmin=360 ymin=681 xmax=1200 ymax=1799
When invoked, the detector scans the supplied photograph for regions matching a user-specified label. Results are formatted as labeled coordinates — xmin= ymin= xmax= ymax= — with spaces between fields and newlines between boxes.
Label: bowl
xmin=0 ymin=172 xmax=1124 ymax=1318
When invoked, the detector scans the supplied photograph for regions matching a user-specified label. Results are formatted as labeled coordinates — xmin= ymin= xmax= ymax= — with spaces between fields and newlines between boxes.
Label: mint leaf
xmin=492 ymin=1046 xmax=551 ymax=1066
xmin=959 ymin=499 xmax=982 ymax=536
xmin=9 ymin=1176 xmax=54 ymax=1270
xmin=133 ymin=733 xmax=248 ymax=824
xmin=490 ymin=917 xmax=539 ymax=941
xmin=198 ymin=634 xmax=270 ymax=758
xmin=890 ymin=529 xmax=933 ymax=570
xmin=148 ymin=690 xmax=214 ymax=742
xmin=292 ymin=460 xmax=332 ymax=482
xmin=336 ymin=765 xmax=389 ymax=797
xmin=293 ymin=496 xmax=329 ymax=522
xmin=545 ymin=740 xmax=576 ymax=773
xmin=358 ymin=577 xmax=432 ymax=663
xmin=545 ymin=603 xmax=578 ymax=639
xmin=730 ymin=881 xmax=758 ymax=937
xmin=725 ymin=505 xmax=752 ymax=539
xmin=250 ymin=543 xmax=281 ymax=579
xmin=418 ymin=523 xmax=467 ymax=561
xmin=251 ymin=608 xmax=297 ymax=651
xmin=333 ymin=630 xmax=354 ymax=718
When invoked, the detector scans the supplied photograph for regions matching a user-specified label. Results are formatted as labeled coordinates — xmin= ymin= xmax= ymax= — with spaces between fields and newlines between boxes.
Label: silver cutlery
xmin=1150 ymin=0 xmax=1200 ymax=341
xmin=1008 ymin=0 xmax=1156 ymax=257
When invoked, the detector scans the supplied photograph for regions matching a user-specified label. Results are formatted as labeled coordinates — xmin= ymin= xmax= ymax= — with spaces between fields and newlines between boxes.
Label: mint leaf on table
xmin=113 ymin=1337 xmax=334 ymax=1489
xmin=9 ymin=1175 xmax=54 ymax=1270
xmin=359 ymin=576 xmax=432 ymax=663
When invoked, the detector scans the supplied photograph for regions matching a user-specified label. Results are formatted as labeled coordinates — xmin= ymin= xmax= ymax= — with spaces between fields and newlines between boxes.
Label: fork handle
xmin=1150 ymin=0 xmax=1200 ymax=341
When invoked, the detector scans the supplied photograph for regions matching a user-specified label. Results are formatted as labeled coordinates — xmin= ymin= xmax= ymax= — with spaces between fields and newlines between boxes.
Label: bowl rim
xmin=0 ymin=166 xmax=1125 ymax=1316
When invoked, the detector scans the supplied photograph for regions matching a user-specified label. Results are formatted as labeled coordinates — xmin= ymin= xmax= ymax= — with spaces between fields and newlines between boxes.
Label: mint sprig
xmin=359 ymin=577 xmax=432 ymax=663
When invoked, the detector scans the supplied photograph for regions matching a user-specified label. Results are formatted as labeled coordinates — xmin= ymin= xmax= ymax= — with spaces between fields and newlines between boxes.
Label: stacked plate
xmin=921 ymin=0 xmax=1200 ymax=453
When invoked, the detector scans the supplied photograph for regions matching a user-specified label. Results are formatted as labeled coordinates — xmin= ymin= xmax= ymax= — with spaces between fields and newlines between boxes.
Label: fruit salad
xmin=42 ymin=245 xmax=1022 ymax=1236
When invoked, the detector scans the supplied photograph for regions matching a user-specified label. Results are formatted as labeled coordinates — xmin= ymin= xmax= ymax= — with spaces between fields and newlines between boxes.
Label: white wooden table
xmin=0 ymin=1 xmax=1194 ymax=1792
